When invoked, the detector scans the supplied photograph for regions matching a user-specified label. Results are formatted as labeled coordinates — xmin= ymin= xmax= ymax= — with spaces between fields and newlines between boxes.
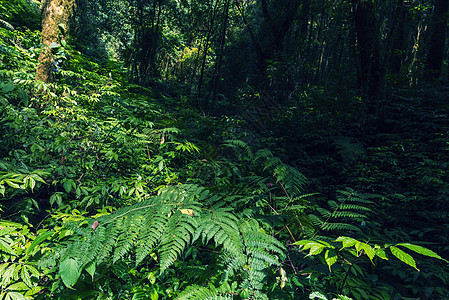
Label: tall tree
xmin=211 ymin=0 xmax=231 ymax=104
xmin=259 ymin=0 xmax=301 ymax=54
xmin=425 ymin=0 xmax=449 ymax=79
xmin=36 ymin=0 xmax=76 ymax=82
xmin=196 ymin=0 xmax=220 ymax=103
xmin=388 ymin=0 xmax=409 ymax=74
xmin=352 ymin=0 xmax=385 ymax=102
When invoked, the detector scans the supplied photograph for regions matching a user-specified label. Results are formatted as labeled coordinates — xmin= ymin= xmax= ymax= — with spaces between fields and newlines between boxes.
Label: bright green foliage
xmin=293 ymin=236 xmax=448 ymax=299
xmin=0 ymin=221 xmax=54 ymax=299
xmin=44 ymin=184 xmax=286 ymax=299
xmin=2 ymin=3 xmax=449 ymax=300
xmin=0 ymin=165 xmax=47 ymax=197
xmin=0 ymin=0 xmax=40 ymax=30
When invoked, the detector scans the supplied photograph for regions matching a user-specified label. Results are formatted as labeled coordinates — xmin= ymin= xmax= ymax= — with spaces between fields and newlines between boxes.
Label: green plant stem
xmin=338 ymin=255 xmax=360 ymax=295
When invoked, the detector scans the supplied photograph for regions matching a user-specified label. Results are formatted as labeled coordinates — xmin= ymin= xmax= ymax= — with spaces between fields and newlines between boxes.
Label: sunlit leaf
xmin=390 ymin=246 xmax=418 ymax=271
xmin=397 ymin=243 xmax=448 ymax=262
xmin=59 ymin=258 xmax=80 ymax=287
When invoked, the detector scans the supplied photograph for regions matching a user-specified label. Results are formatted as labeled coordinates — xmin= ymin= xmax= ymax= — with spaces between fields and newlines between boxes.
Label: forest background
xmin=1 ymin=0 xmax=449 ymax=299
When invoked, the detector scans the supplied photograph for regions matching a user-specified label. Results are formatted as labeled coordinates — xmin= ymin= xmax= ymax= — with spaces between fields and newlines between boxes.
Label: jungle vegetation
xmin=1 ymin=0 xmax=449 ymax=299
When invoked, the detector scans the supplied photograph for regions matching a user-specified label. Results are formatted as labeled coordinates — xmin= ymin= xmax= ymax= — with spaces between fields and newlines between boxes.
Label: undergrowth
xmin=1 ymin=19 xmax=448 ymax=300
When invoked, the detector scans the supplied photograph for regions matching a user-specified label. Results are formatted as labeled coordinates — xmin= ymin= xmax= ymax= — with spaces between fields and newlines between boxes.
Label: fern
xmin=222 ymin=139 xmax=254 ymax=161
xmin=0 ymin=19 xmax=14 ymax=31
xmin=176 ymin=285 xmax=234 ymax=300
xmin=213 ymin=219 xmax=286 ymax=297
xmin=254 ymin=149 xmax=308 ymax=197
xmin=218 ymin=141 xmax=308 ymax=198
xmin=158 ymin=208 xmax=198 ymax=272
xmin=194 ymin=206 xmax=243 ymax=255
xmin=309 ymin=188 xmax=377 ymax=235
xmin=332 ymin=136 xmax=365 ymax=161
xmin=50 ymin=184 xmax=286 ymax=298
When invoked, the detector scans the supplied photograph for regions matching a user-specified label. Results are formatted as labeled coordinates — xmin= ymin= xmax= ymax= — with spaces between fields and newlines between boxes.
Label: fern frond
xmin=331 ymin=211 xmax=369 ymax=219
xmin=195 ymin=207 xmax=243 ymax=255
xmin=309 ymin=188 xmax=377 ymax=235
xmin=177 ymin=265 xmax=211 ymax=282
xmin=159 ymin=209 xmax=198 ymax=272
xmin=239 ymin=220 xmax=285 ymax=294
xmin=113 ymin=214 xmax=144 ymax=263
xmin=0 ymin=19 xmax=14 ymax=31
xmin=321 ymin=222 xmax=361 ymax=232
xmin=135 ymin=209 xmax=169 ymax=264
xmin=222 ymin=139 xmax=253 ymax=161
xmin=254 ymin=149 xmax=308 ymax=196
xmin=176 ymin=285 xmax=234 ymax=300
xmin=332 ymin=136 xmax=365 ymax=161
xmin=52 ymin=184 xmax=286 ymax=294
xmin=57 ymin=185 xmax=203 ymax=273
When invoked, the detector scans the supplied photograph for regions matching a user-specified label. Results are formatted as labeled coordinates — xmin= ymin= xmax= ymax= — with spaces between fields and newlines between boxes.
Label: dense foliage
xmin=1 ymin=0 xmax=449 ymax=299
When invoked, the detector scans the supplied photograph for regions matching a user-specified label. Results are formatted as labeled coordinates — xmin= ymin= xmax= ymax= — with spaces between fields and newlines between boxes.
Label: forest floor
xmin=277 ymin=83 xmax=449 ymax=256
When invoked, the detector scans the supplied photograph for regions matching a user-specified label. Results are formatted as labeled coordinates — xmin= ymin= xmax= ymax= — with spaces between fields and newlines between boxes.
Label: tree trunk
xmin=388 ymin=0 xmax=409 ymax=74
xmin=36 ymin=0 xmax=75 ymax=83
xmin=425 ymin=0 xmax=449 ymax=79
xmin=211 ymin=0 xmax=231 ymax=104
xmin=299 ymin=0 xmax=311 ymax=39
xmin=197 ymin=0 xmax=220 ymax=104
xmin=259 ymin=0 xmax=300 ymax=53
xmin=235 ymin=0 xmax=268 ymax=76
xmin=352 ymin=0 xmax=385 ymax=102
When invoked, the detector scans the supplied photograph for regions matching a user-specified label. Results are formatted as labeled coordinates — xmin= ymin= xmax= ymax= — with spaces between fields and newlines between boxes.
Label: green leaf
xmin=18 ymin=88 xmax=29 ymax=106
xmin=362 ymin=243 xmax=375 ymax=261
xmin=375 ymin=248 xmax=388 ymax=260
xmin=325 ymin=249 xmax=338 ymax=271
xmin=7 ymin=282 xmax=28 ymax=291
xmin=20 ymin=266 xmax=32 ymax=288
xmin=397 ymin=243 xmax=448 ymax=262
xmin=240 ymin=288 xmax=250 ymax=299
xmin=132 ymin=292 xmax=146 ymax=300
xmin=63 ymin=180 xmax=74 ymax=193
xmin=336 ymin=236 xmax=358 ymax=249
xmin=1 ymin=264 xmax=15 ymax=286
xmin=25 ymin=231 xmax=54 ymax=256
xmin=294 ymin=240 xmax=330 ymax=256
xmin=2 ymin=83 xmax=15 ymax=93
xmin=308 ymin=245 xmax=326 ymax=256
xmin=390 ymin=246 xmax=418 ymax=271
xmin=158 ymin=160 xmax=164 ymax=171
xmin=5 ymin=180 xmax=21 ymax=189
xmin=149 ymin=290 xmax=158 ymax=300
xmin=59 ymin=258 xmax=81 ymax=287
xmin=309 ymin=291 xmax=327 ymax=299
xmin=354 ymin=241 xmax=363 ymax=252
xmin=0 ymin=238 xmax=15 ymax=255
xmin=279 ymin=267 xmax=288 ymax=289
xmin=58 ymin=23 xmax=66 ymax=33
xmin=5 ymin=292 xmax=25 ymax=300
xmin=147 ymin=271 xmax=156 ymax=285
xmin=50 ymin=193 xmax=63 ymax=207
xmin=85 ymin=262 xmax=96 ymax=280
xmin=25 ymin=176 xmax=36 ymax=192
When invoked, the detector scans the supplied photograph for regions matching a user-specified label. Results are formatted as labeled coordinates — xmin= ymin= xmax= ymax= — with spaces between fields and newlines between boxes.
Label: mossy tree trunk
xmin=36 ymin=0 xmax=75 ymax=83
